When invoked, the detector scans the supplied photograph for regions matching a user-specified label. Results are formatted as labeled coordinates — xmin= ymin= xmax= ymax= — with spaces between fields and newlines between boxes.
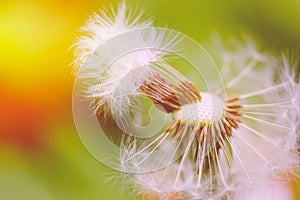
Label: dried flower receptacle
xmin=139 ymin=71 xmax=243 ymax=182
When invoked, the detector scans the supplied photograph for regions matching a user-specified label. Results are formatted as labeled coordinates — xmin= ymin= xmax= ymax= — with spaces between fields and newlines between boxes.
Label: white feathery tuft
xmin=72 ymin=2 xmax=182 ymax=123
xmin=274 ymin=55 xmax=300 ymax=173
xmin=73 ymin=1 xmax=153 ymax=72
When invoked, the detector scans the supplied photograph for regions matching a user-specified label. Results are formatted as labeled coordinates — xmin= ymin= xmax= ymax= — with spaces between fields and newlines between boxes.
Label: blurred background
xmin=0 ymin=0 xmax=299 ymax=199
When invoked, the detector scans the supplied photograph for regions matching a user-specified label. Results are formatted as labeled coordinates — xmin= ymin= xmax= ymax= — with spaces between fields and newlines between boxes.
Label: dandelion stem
xmin=239 ymin=123 xmax=284 ymax=151
xmin=240 ymin=111 xmax=277 ymax=117
xmin=137 ymin=133 xmax=170 ymax=166
xmin=242 ymin=114 xmax=290 ymax=130
xmin=225 ymin=59 xmax=258 ymax=90
xmin=242 ymin=101 xmax=290 ymax=108
xmin=214 ymin=143 xmax=228 ymax=187
xmin=238 ymin=82 xmax=289 ymax=99
xmin=123 ymin=133 xmax=167 ymax=163
xmin=234 ymin=129 xmax=273 ymax=168
xmin=175 ymin=126 xmax=198 ymax=185
xmin=158 ymin=139 xmax=183 ymax=186
xmin=197 ymin=137 xmax=207 ymax=186
xmin=225 ymin=137 xmax=253 ymax=185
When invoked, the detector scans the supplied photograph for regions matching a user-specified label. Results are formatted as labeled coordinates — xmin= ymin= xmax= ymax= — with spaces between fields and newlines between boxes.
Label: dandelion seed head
xmin=73 ymin=2 xmax=183 ymax=124
xmin=112 ymin=38 xmax=300 ymax=199
xmin=173 ymin=93 xmax=225 ymax=126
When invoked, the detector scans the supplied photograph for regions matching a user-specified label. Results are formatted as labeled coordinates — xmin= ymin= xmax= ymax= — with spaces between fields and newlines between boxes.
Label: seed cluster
xmin=172 ymin=93 xmax=225 ymax=125
xmin=140 ymin=73 xmax=242 ymax=142
xmin=140 ymin=73 xmax=201 ymax=113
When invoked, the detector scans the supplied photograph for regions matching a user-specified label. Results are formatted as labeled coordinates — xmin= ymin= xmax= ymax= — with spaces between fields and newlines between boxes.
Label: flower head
xmin=116 ymin=40 xmax=300 ymax=200
xmin=73 ymin=2 xmax=186 ymax=129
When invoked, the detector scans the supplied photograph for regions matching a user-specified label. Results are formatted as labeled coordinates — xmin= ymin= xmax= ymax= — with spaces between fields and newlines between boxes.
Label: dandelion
xmin=117 ymin=41 xmax=300 ymax=199
xmin=72 ymin=1 xmax=188 ymax=132
xmin=72 ymin=2 xmax=152 ymax=121
xmin=73 ymin=2 xmax=300 ymax=200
